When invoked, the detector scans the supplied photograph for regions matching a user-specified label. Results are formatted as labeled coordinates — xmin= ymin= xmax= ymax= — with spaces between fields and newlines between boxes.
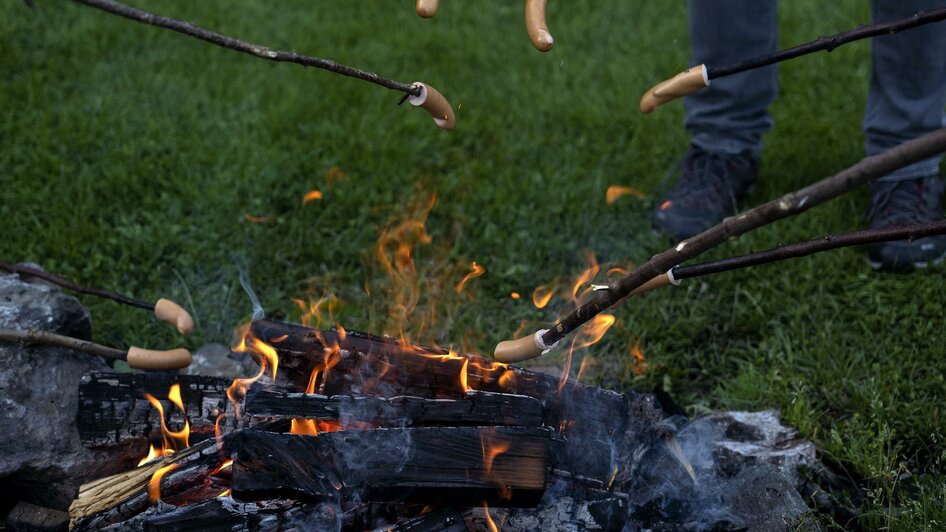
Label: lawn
xmin=1 ymin=1 xmax=944 ymax=529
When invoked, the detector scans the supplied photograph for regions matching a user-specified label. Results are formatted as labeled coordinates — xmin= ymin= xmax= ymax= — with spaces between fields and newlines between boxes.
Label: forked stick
xmin=0 ymin=328 xmax=192 ymax=370
xmin=640 ymin=7 xmax=946 ymax=113
xmin=494 ymin=127 xmax=946 ymax=362
xmin=0 ymin=262 xmax=194 ymax=335
xmin=71 ymin=0 xmax=455 ymax=129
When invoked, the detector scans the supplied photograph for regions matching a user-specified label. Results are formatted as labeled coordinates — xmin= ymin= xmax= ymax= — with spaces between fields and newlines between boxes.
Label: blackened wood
xmin=77 ymin=372 xmax=235 ymax=447
xmin=232 ymin=427 xmax=549 ymax=506
xmin=542 ymin=127 xmax=946 ymax=346
xmin=70 ymin=437 xmax=233 ymax=531
xmin=382 ymin=508 xmax=469 ymax=532
xmin=249 ymin=320 xmax=668 ymax=487
xmin=708 ymin=8 xmax=946 ymax=79
xmin=244 ymin=387 xmax=543 ymax=428
xmin=672 ymin=219 xmax=946 ymax=279
xmin=6 ymin=501 xmax=69 ymax=532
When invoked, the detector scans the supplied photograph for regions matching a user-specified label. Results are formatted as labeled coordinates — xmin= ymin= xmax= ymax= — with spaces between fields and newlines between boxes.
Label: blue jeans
xmin=685 ymin=0 xmax=946 ymax=180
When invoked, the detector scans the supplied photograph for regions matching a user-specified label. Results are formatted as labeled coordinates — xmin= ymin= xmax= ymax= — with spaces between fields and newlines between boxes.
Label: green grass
xmin=2 ymin=1 xmax=944 ymax=528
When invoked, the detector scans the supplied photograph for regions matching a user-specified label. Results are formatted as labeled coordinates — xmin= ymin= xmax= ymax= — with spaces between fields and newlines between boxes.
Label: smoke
xmin=233 ymin=255 xmax=265 ymax=321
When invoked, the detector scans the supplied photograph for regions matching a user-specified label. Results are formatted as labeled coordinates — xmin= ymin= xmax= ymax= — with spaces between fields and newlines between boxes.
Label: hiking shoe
xmin=866 ymin=174 xmax=946 ymax=272
xmin=651 ymin=145 xmax=758 ymax=241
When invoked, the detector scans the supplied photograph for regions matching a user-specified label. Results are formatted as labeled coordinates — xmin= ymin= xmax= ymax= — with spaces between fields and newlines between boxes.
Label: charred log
xmin=381 ymin=508 xmax=469 ymax=532
xmin=232 ymin=427 xmax=550 ymax=507
xmin=248 ymin=320 xmax=668 ymax=487
xmin=77 ymin=372 xmax=235 ymax=448
xmin=244 ymin=387 xmax=543 ymax=428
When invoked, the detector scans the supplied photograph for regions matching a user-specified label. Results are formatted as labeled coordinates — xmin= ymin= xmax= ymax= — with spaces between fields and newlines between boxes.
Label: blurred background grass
xmin=1 ymin=1 xmax=944 ymax=528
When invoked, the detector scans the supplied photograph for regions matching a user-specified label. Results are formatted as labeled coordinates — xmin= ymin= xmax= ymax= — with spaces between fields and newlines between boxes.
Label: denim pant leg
xmin=685 ymin=0 xmax=779 ymax=156
xmin=866 ymin=1 xmax=946 ymax=181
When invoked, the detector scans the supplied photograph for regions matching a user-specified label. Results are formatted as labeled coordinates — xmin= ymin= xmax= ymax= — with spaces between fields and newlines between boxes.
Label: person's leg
xmin=865 ymin=0 xmax=946 ymax=270
xmin=652 ymin=0 xmax=778 ymax=241
xmin=685 ymin=0 xmax=779 ymax=156
xmin=865 ymin=0 xmax=946 ymax=178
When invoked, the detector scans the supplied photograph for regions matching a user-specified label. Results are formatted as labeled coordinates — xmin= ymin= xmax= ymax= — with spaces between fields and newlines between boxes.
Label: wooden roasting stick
xmin=72 ymin=0 xmax=455 ymax=130
xmin=640 ymin=7 xmax=946 ymax=113
xmin=415 ymin=0 xmax=554 ymax=52
xmin=0 ymin=328 xmax=192 ymax=370
xmin=1 ymin=262 xmax=194 ymax=334
xmin=494 ymin=127 xmax=946 ymax=363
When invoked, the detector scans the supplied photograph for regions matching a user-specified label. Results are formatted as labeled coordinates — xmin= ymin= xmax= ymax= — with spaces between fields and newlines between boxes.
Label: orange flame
xmin=243 ymin=214 xmax=271 ymax=223
xmin=459 ymin=357 xmax=470 ymax=393
xmin=531 ymin=284 xmax=555 ymax=309
xmin=606 ymin=185 xmax=645 ymax=204
xmin=290 ymin=418 xmax=320 ymax=436
xmin=558 ymin=314 xmax=616 ymax=392
xmin=660 ymin=200 xmax=672 ymax=211
xmin=211 ymin=459 xmax=233 ymax=476
xmin=629 ymin=338 xmax=647 ymax=376
xmin=217 ymin=489 xmax=231 ymax=498
xmin=570 ymin=251 xmax=599 ymax=302
xmin=510 ymin=292 xmax=520 ymax=300
xmin=481 ymin=433 xmax=511 ymax=476
xmin=455 ymin=261 xmax=485 ymax=294
xmin=148 ymin=463 xmax=180 ymax=503
xmin=302 ymin=189 xmax=323 ymax=203
xmin=140 ymin=384 xmax=191 ymax=466
xmin=483 ymin=502 xmax=500 ymax=532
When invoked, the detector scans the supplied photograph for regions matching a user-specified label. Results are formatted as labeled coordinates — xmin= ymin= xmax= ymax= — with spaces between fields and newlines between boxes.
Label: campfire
xmin=68 ymin=319 xmax=658 ymax=530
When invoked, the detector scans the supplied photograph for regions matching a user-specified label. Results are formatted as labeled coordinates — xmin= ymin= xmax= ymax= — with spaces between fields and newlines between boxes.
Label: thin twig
xmin=0 ymin=328 xmax=127 ymax=361
xmin=708 ymin=8 xmax=946 ymax=79
xmin=72 ymin=0 xmax=421 ymax=96
xmin=673 ymin=219 xmax=946 ymax=279
xmin=541 ymin=127 xmax=946 ymax=347
xmin=0 ymin=261 xmax=153 ymax=310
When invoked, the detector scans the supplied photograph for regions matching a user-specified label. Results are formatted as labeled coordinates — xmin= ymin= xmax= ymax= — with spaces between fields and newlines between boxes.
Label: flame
xmin=211 ymin=459 xmax=233 ymax=476
xmin=454 ymin=261 xmax=485 ymax=294
xmin=575 ymin=356 xmax=592 ymax=383
xmin=629 ymin=338 xmax=647 ymax=376
xmin=510 ymin=292 xmax=520 ymax=300
xmin=459 ymin=357 xmax=470 ymax=393
xmin=481 ymin=433 xmax=511 ymax=476
xmin=483 ymin=502 xmax=500 ymax=532
xmin=243 ymin=214 xmax=270 ymax=223
xmin=140 ymin=385 xmax=191 ymax=466
xmin=660 ymin=200 xmax=672 ymax=211
xmin=148 ymin=463 xmax=180 ymax=503
xmin=569 ymin=251 xmax=599 ymax=302
xmin=531 ymin=284 xmax=555 ymax=309
xmin=290 ymin=418 xmax=320 ymax=436
xmin=558 ymin=314 xmax=616 ymax=392
xmin=606 ymin=185 xmax=645 ymax=204
xmin=608 ymin=465 xmax=619 ymax=489
xmin=217 ymin=489 xmax=231 ymax=498
xmin=302 ymin=189 xmax=323 ymax=203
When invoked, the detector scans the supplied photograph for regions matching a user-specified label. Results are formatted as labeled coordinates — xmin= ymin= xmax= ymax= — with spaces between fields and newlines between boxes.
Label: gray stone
xmin=0 ymin=271 xmax=129 ymax=511
xmin=184 ymin=342 xmax=257 ymax=378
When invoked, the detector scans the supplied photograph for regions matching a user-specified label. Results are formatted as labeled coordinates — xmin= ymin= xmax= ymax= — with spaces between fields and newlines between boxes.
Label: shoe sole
xmin=868 ymin=249 xmax=946 ymax=271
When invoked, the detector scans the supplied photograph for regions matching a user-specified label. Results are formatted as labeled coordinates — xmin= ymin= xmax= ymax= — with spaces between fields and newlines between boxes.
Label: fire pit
xmin=1 ymin=271 xmax=831 ymax=531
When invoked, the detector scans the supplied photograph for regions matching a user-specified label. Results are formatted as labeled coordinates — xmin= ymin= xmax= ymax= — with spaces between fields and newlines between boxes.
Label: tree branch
xmin=541 ymin=127 xmax=946 ymax=347
xmin=71 ymin=0 xmax=421 ymax=96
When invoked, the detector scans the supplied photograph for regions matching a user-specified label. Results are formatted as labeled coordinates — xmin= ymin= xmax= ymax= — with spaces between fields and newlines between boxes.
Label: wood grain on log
xmin=232 ymin=427 xmax=550 ymax=507
xmin=245 ymin=387 xmax=543 ymax=428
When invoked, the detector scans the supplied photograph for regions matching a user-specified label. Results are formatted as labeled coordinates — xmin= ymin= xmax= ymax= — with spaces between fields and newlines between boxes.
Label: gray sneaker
xmin=651 ymin=146 xmax=757 ymax=241
xmin=866 ymin=174 xmax=946 ymax=272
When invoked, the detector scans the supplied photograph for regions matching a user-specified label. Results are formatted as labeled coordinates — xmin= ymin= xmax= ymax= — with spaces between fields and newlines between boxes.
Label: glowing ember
xmin=302 ymin=189 xmax=323 ymax=203
xmin=531 ymin=283 xmax=555 ymax=309
xmin=148 ymin=463 xmax=180 ymax=503
xmin=606 ymin=185 xmax=645 ymax=204
xmin=510 ymin=291 xmax=520 ymax=299
xmin=454 ymin=261 xmax=485 ymax=294
xmin=660 ymin=200 xmax=672 ymax=211
xmin=629 ymin=338 xmax=647 ymax=376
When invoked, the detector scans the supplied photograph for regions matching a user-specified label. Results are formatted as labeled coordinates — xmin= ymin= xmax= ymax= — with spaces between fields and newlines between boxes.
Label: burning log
xmin=232 ymin=427 xmax=550 ymax=507
xmin=77 ymin=372 xmax=235 ymax=448
xmin=249 ymin=320 xmax=668 ymax=488
xmin=69 ymin=437 xmax=233 ymax=531
xmin=244 ymin=387 xmax=544 ymax=428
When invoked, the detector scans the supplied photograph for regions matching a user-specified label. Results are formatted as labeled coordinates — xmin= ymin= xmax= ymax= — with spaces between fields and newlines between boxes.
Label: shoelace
xmin=867 ymin=180 xmax=927 ymax=226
